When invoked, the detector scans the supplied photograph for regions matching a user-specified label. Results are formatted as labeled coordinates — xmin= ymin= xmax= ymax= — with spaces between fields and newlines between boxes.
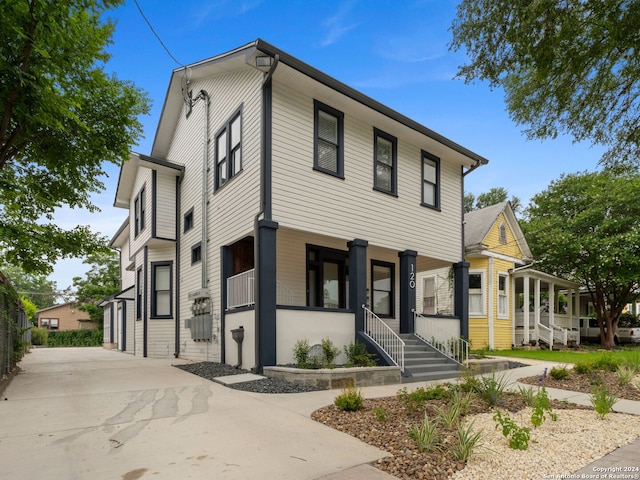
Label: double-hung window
xmin=422 ymin=151 xmax=440 ymax=209
xmin=373 ymin=129 xmax=397 ymax=195
xmin=498 ymin=274 xmax=509 ymax=318
xmin=215 ymin=110 xmax=242 ymax=190
xmin=371 ymin=260 xmax=395 ymax=317
xmin=151 ymin=261 xmax=172 ymax=318
xmin=136 ymin=267 xmax=143 ymax=320
xmin=313 ymin=100 xmax=344 ymax=177
xmin=133 ymin=185 xmax=146 ymax=237
xmin=469 ymin=271 xmax=484 ymax=316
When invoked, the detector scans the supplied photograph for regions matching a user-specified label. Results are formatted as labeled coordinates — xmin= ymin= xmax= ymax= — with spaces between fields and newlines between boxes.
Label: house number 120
xmin=409 ymin=264 xmax=416 ymax=289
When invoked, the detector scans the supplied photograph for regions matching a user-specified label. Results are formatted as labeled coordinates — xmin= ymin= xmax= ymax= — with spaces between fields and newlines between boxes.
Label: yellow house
xmin=465 ymin=202 xmax=531 ymax=349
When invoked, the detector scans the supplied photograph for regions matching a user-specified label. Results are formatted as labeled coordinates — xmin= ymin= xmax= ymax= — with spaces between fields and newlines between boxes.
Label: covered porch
xmin=511 ymin=268 xmax=580 ymax=349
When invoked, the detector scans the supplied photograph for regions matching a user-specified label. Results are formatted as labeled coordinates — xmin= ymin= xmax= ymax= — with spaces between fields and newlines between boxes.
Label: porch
xmin=511 ymin=268 xmax=580 ymax=349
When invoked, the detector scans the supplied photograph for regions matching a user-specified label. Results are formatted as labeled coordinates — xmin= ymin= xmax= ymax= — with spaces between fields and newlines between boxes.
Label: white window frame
xmin=469 ymin=270 xmax=485 ymax=317
xmin=499 ymin=222 xmax=507 ymax=244
xmin=498 ymin=272 xmax=509 ymax=319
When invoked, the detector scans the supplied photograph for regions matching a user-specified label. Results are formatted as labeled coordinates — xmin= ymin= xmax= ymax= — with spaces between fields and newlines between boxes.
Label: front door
xmin=307 ymin=245 xmax=348 ymax=309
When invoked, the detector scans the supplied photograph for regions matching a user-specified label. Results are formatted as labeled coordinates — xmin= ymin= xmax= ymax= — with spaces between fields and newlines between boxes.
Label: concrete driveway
xmin=1 ymin=348 xmax=388 ymax=480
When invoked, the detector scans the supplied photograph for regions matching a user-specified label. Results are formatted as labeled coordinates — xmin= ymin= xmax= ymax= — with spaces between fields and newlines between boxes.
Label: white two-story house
xmin=102 ymin=39 xmax=488 ymax=378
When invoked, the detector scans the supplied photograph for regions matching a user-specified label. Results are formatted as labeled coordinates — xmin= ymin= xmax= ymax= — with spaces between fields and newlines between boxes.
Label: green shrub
xmin=334 ymin=387 xmax=364 ymax=411
xmin=397 ymin=384 xmax=451 ymax=411
xmin=373 ymin=407 xmax=387 ymax=422
xmin=531 ymin=386 xmax=557 ymax=427
xmin=475 ymin=371 xmax=510 ymax=406
xmin=621 ymin=352 xmax=640 ymax=373
xmin=590 ymin=384 xmax=618 ymax=419
xmin=549 ymin=365 xmax=569 ymax=380
xmin=31 ymin=327 xmax=48 ymax=346
xmin=321 ymin=337 xmax=339 ymax=368
xmin=615 ymin=366 xmax=637 ymax=386
xmin=343 ymin=341 xmax=376 ymax=367
xmin=292 ymin=338 xmax=311 ymax=368
xmin=451 ymin=420 xmax=484 ymax=462
xmin=47 ymin=329 xmax=102 ymax=347
xmin=592 ymin=354 xmax=621 ymax=372
xmin=517 ymin=385 xmax=536 ymax=407
xmin=573 ymin=360 xmax=593 ymax=375
xmin=493 ymin=409 xmax=530 ymax=450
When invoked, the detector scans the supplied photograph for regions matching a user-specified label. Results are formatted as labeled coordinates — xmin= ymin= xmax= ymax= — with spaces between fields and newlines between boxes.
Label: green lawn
xmin=479 ymin=345 xmax=640 ymax=365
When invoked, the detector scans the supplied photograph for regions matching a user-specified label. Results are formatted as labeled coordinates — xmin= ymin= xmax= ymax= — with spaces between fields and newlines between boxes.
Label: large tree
xmin=0 ymin=0 xmax=149 ymax=274
xmin=1 ymin=264 xmax=58 ymax=310
xmin=73 ymin=249 xmax=120 ymax=325
xmin=450 ymin=0 xmax=640 ymax=167
xmin=465 ymin=187 xmax=521 ymax=213
xmin=522 ymin=169 xmax=640 ymax=348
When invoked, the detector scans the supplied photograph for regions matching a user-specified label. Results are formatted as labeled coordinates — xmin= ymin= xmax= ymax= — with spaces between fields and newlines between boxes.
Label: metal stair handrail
xmin=362 ymin=305 xmax=404 ymax=371
xmin=413 ymin=312 xmax=469 ymax=366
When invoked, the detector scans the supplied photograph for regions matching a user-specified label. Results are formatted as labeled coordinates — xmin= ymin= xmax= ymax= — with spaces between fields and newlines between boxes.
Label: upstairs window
xmin=422 ymin=151 xmax=440 ymax=209
xmin=314 ymin=100 xmax=344 ymax=178
xmin=136 ymin=267 xmax=143 ymax=320
xmin=134 ymin=185 xmax=146 ymax=237
xmin=374 ymin=129 xmax=397 ymax=195
xmin=191 ymin=242 xmax=202 ymax=265
xmin=184 ymin=207 xmax=194 ymax=233
xmin=215 ymin=110 xmax=242 ymax=190
xmin=499 ymin=222 xmax=507 ymax=244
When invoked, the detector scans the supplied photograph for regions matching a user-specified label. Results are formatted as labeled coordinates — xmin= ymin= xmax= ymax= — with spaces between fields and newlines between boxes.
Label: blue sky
xmin=48 ymin=0 xmax=604 ymax=290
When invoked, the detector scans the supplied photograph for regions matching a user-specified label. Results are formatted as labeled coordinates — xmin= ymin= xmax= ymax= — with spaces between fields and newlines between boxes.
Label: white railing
xmin=538 ymin=323 xmax=554 ymax=350
xmin=227 ymin=269 xmax=255 ymax=309
xmin=362 ymin=305 xmax=404 ymax=371
xmin=552 ymin=324 xmax=568 ymax=346
xmin=414 ymin=312 xmax=469 ymax=365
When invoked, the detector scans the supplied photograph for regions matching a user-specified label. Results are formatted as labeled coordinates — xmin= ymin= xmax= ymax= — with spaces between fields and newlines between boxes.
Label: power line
xmin=132 ymin=0 xmax=185 ymax=67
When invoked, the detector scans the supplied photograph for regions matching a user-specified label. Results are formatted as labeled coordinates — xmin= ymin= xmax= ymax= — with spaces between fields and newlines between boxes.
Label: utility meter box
xmin=186 ymin=289 xmax=212 ymax=341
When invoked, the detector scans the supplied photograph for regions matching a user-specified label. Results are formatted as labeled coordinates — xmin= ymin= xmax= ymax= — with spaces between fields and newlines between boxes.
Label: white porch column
xmin=488 ymin=257 xmax=494 ymax=350
xmin=534 ymin=278 xmax=540 ymax=339
xmin=511 ymin=274 xmax=516 ymax=347
xmin=549 ymin=282 xmax=555 ymax=327
xmin=523 ymin=276 xmax=530 ymax=344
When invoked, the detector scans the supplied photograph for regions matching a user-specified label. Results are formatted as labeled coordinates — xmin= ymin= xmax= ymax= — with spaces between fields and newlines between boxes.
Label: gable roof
xmin=151 ymin=39 xmax=490 ymax=171
xmin=465 ymin=201 xmax=532 ymax=260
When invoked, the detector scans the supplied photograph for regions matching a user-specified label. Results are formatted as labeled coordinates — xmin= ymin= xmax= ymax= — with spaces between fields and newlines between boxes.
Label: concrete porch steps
xmin=398 ymin=333 xmax=461 ymax=383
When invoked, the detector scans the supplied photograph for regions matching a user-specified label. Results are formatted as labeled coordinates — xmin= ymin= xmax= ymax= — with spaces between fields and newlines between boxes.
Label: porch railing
xmin=227 ymin=268 xmax=294 ymax=309
xmin=362 ymin=305 xmax=404 ymax=371
xmin=552 ymin=324 xmax=568 ymax=346
xmin=538 ymin=323 xmax=554 ymax=350
xmin=227 ymin=269 xmax=255 ymax=309
xmin=414 ymin=312 xmax=469 ymax=366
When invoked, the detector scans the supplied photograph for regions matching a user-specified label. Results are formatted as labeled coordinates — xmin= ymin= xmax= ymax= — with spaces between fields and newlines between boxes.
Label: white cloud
xmin=318 ymin=1 xmax=359 ymax=47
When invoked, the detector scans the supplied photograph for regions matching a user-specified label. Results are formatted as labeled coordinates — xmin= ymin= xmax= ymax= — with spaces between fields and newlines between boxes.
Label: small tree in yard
xmin=523 ymin=168 xmax=640 ymax=348
xmin=72 ymin=249 xmax=120 ymax=326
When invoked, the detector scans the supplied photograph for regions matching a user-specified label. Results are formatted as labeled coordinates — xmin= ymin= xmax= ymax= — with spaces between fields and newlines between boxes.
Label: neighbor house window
xmin=151 ymin=261 xmax=172 ymax=318
xmin=215 ymin=110 xmax=242 ymax=189
xmin=469 ymin=271 xmax=484 ymax=316
xmin=191 ymin=242 xmax=202 ymax=265
xmin=422 ymin=151 xmax=440 ymax=209
xmin=136 ymin=267 xmax=143 ymax=320
xmin=374 ymin=129 xmax=397 ymax=195
xmin=41 ymin=318 xmax=49 ymax=328
xmin=313 ymin=100 xmax=344 ymax=177
xmin=50 ymin=319 xmax=59 ymax=330
xmin=423 ymin=277 xmax=436 ymax=315
xmin=184 ymin=207 xmax=194 ymax=232
xmin=499 ymin=222 xmax=507 ymax=244
xmin=498 ymin=274 xmax=508 ymax=318
xmin=371 ymin=260 xmax=394 ymax=317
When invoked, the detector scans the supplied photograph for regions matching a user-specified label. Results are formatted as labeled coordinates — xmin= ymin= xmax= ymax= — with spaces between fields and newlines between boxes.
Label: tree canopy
xmin=0 ymin=0 xmax=149 ymax=274
xmin=464 ymin=187 xmax=521 ymax=213
xmin=73 ymin=250 xmax=120 ymax=325
xmin=450 ymin=0 xmax=640 ymax=167
xmin=522 ymin=168 xmax=640 ymax=347
xmin=1 ymin=264 xmax=58 ymax=309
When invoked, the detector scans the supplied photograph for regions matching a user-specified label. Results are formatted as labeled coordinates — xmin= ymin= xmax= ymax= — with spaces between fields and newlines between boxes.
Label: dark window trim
xmin=133 ymin=184 xmax=147 ymax=237
xmin=191 ymin=242 xmax=202 ymax=265
xmin=305 ymin=243 xmax=349 ymax=309
xmin=313 ymin=99 xmax=344 ymax=179
xmin=373 ymin=128 xmax=397 ymax=196
xmin=370 ymin=259 xmax=395 ymax=318
xmin=150 ymin=261 xmax=173 ymax=319
xmin=421 ymin=150 xmax=440 ymax=210
xmin=214 ymin=107 xmax=243 ymax=191
xmin=136 ymin=266 xmax=143 ymax=321
xmin=184 ymin=207 xmax=194 ymax=233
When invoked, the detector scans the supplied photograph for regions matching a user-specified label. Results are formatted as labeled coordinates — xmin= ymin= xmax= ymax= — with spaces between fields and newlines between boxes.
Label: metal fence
xmin=1 ymin=272 xmax=29 ymax=380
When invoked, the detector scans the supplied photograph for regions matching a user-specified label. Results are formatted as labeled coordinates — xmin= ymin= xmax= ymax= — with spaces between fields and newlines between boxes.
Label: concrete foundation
xmin=264 ymin=365 xmax=402 ymax=389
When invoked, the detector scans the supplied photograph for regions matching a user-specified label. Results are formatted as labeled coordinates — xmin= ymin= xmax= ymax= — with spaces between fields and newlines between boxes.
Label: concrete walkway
xmin=1 ymin=349 xmax=639 ymax=480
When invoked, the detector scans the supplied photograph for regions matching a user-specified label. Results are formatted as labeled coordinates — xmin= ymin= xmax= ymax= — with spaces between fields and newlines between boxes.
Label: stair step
xmin=402 ymin=369 xmax=462 ymax=383
xmin=404 ymin=363 xmax=459 ymax=374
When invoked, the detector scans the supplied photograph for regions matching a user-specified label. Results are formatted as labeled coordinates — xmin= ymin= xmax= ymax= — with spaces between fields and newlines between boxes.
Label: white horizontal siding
xmin=146 ymin=245 xmax=176 ymax=358
xmin=271 ymin=82 xmax=462 ymax=263
xmin=134 ymin=249 xmax=145 ymax=356
xmin=129 ymin=168 xmax=153 ymax=257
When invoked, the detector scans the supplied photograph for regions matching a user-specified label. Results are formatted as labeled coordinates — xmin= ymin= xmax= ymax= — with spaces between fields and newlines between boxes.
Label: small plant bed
xmin=518 ymin=360 xmax=640 ymax=401
xmin=312 ymin=380 xmax=592 ymax=480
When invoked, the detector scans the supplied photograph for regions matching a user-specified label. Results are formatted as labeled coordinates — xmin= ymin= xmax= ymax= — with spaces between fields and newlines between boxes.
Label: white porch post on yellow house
xmin=534 ymin=278 xmax=540 ymax=340
xmin=488 ymin=257 xmax=494 ymax=350
xmin=549 ymin=282 xmax=555 ymax=327
xmin=523 ymin=276 xmax=530 ymax=344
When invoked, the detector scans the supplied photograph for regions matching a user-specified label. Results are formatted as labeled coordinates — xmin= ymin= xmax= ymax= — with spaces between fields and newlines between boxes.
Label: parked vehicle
xmin=579 ymin=314 xmax=640 ymax=344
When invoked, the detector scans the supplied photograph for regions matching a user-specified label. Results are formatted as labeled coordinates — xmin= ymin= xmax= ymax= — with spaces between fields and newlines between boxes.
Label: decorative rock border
xmin=263 ymin=365 xmax=402 ymax=390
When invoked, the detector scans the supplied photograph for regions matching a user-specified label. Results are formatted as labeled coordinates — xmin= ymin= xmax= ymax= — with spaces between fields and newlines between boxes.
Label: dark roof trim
xmin=135 ymin=153 xmax=185 ymax=174
xmin=254 ymin=39 xmax=489 ymax=167
xmin=109 ymin=217 xmax=130 ymax=248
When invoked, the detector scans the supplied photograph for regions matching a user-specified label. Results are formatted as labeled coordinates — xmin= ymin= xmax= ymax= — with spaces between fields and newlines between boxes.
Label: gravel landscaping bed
xmin=175 ymin=362 xmax=323 ymax=393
